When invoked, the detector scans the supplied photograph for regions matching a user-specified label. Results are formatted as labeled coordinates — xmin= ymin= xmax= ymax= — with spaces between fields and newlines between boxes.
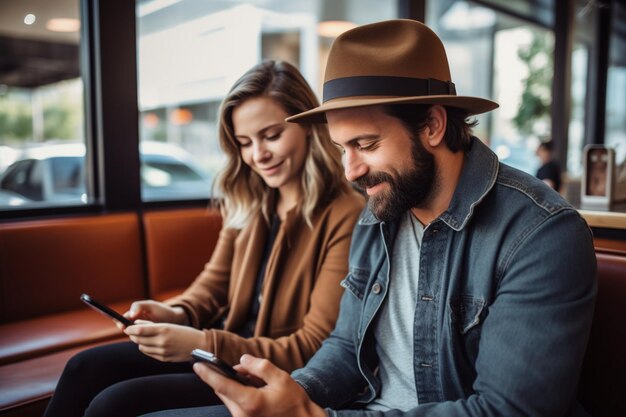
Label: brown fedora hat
xmin=287 ymin=19 xmax=498 ymax=123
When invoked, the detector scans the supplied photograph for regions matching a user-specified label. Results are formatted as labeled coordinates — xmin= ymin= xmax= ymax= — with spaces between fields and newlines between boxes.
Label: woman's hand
xmin=124 ymin=321 xmax=205 ymax=362
xmin=124 ymin=300 xmax=189 ymax=325
xmin=194 ymin=354 xmax=327 ymax=417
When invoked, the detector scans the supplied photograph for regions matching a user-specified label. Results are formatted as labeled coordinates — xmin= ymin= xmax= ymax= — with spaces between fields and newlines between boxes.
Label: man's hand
xmin=124 ymin=321 xmax=204 ymax=362
xmin=194 ymin=354 xmax=327 ymax=417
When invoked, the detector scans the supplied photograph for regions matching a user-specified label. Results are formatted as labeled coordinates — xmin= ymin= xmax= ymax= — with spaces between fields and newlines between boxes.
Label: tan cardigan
xmin=167 ymin=190 xmax=364 ymax=371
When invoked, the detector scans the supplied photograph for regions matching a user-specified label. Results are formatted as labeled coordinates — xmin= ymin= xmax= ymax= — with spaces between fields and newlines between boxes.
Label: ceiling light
xmin=318 ymin=20 xmax=357 ymax=38
xmin=24 ymin=14 xmax=36 ymax=25
xmin=46 ymin=18 xmax=81 ymax=32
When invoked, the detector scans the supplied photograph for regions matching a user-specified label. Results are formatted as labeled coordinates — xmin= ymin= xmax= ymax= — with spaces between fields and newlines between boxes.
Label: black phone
xmin=80 ymin=293 xmax=134 ymax=327
xmin=191 ymin=349 xmax=264 ymax=387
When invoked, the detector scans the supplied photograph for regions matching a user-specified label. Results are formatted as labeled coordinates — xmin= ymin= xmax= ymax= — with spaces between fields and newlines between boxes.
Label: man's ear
xmin=425 ymin=105 xmax=447 ymax=148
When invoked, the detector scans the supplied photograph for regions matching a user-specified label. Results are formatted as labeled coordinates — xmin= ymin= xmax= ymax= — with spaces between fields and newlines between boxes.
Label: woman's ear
xmin=424 ymin=105 xmax=447 ymax=148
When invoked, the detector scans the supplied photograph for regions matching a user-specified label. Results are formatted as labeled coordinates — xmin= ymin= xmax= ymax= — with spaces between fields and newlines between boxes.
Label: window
xmin=426 ymin=0 xmax=554 ymax=176
xmin=135 ymin=0 xmax=397 ymax=201
xmin=567 ymin=43 xmax=588 ymax=179
xmin=0 ymin=0 xmax=85 ymax=209
xmin=606 ymin=1 xmax=626 ymax=202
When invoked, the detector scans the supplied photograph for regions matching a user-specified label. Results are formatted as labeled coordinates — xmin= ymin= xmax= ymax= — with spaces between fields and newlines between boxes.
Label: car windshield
xmin=141 ymin=159 xmax=204 ymax=187
xmin=51 ymin=157 xmax=84 ymax=195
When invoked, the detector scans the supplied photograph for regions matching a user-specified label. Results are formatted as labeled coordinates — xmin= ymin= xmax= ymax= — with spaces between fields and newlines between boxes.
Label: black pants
xmin=140 ymin=405 xmax=232 ymax=417
xmin=43 ymin=341 xmax=221 ymax=417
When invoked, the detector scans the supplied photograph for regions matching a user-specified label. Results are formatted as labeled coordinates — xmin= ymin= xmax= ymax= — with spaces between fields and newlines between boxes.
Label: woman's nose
xmin=252 ymin=142 xmax=271 ymax=163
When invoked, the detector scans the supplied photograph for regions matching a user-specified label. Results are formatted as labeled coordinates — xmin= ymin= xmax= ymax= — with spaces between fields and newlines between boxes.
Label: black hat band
xmin=323 ymin=76 xmax=456 ymax=103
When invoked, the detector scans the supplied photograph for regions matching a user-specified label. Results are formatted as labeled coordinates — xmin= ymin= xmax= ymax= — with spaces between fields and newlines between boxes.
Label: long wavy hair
xmin=215 ymin=60 xmax=350 ymax=229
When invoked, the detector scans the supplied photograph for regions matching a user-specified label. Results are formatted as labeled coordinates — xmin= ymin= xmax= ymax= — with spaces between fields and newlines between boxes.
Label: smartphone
xmin=80 ymin=293 xmax=134 ymax=327
xmin=191 ymin=349 xmax=264 ymax=387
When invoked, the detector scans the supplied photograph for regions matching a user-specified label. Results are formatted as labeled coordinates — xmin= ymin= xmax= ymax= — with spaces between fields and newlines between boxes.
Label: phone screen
xmin=80 ymin=293 xmax=134 ymax=327
xmin=191 ymin=349 xmax=264 ymax=387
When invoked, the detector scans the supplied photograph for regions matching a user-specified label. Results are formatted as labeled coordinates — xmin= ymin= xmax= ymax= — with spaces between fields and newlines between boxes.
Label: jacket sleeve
xmin=292 ymin=287 xmax=371 ymax=409
xmin=165 ymin=227 xmax=238 ymax=328
xmin=198 ymin=197 xmax=365 ymax=372
xmin=323 ymin=210 xmax=598 ymax=417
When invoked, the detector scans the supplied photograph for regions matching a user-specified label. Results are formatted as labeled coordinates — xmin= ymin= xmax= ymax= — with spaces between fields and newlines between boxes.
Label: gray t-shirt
xmin=367 ymin=211 xmax=424 ymax=412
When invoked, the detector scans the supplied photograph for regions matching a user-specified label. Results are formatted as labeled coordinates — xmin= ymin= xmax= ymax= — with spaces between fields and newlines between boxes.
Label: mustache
xmin=353 ymin=171 xmax=395 ymax=190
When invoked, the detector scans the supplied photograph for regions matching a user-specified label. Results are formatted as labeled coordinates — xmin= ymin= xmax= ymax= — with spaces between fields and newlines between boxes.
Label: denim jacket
xmin=293 ymin=138 xmax=597 ymax=417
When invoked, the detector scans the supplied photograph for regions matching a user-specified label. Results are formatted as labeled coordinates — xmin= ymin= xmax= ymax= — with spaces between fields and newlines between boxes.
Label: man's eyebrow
xmin=332 ymin=134 xmax=379 ymax=147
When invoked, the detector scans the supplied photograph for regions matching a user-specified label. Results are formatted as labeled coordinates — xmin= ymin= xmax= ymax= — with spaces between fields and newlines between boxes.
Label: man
xmin=536 ymin=140 xmax=562 ymax=191
xmin=146 ymin=19 xmax=596 ymax=417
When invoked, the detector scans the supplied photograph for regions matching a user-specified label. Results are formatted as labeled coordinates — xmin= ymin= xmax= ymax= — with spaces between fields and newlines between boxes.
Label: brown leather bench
xmin=0 ymin=210 xmax=623 ymax=416
xmin=0 ymin=340 xmax=120 ymax=417
xmin=0 ymin=208 xmax=222 ymax=416
xmin=0 ymin=214 xmax=145 ymax=361
xmin=0 ymin=213 xmax=144 ymax=415
xmin=143 ymin=207 xmax=222 ymax=301
xmin=577 ymin=239 xmax=626 ymax=417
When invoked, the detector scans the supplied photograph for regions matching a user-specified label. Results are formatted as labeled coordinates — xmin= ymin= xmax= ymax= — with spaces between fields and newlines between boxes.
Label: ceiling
xmin=0 ymin=0 xmax=80 ymax=88
xmin=0 ymin=0 xmax=80 ymax=43
xmin=0 ymin=0 xmax=624 ymax=89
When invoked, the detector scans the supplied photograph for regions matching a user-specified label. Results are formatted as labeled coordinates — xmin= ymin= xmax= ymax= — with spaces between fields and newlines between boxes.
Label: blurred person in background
xmin=536 ymin=140 xmax=562 ymax=192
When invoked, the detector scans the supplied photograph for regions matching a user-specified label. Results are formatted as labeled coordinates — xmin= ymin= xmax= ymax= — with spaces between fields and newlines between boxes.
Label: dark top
xmin=237 ymin=215 xmax=281 ymax=337
xmin=536 ymin=159 xmax=561 ymax=191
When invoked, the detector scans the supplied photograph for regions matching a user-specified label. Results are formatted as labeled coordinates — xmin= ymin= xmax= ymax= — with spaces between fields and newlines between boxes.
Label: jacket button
xmin=372 ymin=283 xmax=382 ymax=294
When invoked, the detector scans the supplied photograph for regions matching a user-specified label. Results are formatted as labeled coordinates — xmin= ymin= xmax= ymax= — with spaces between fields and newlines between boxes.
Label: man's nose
xmin=343 ymin=150 xmax=367 ymax=182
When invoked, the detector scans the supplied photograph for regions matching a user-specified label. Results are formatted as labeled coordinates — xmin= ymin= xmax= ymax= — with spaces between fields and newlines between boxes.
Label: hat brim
xmin=286 ymin=95 xmax=499 ymax=124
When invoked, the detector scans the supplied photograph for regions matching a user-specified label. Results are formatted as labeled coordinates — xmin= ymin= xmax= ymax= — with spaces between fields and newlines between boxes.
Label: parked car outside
xmin=0 ymin=189 xmax=28 ymax=207
xmin=0 ymin=141 xmax=213 ymax=208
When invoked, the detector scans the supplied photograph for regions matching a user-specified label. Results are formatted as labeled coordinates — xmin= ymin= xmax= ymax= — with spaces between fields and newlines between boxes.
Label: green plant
xmin=513 ymin=31 xmax=553 ymax=136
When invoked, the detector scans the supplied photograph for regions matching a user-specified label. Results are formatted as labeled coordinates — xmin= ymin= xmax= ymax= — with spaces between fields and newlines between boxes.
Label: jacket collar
xmin=439 ymin=138 xmax=498 ymax=231
xmin=358 ymin=137 xmax=498 ymax=231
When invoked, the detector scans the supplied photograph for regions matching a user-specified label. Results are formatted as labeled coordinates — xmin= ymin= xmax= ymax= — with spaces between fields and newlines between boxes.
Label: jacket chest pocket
xmin=340 ymin=266 xmax=371 ymax=301
xmin=340 ymin=267 xmax=372 ymax=348
xmin=449 ymin=296 xmax=486 ymax=362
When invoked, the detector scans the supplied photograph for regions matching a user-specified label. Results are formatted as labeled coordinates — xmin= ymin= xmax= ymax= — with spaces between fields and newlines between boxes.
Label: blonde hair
xmin=215 ymin=60 xmax=350 ymax=229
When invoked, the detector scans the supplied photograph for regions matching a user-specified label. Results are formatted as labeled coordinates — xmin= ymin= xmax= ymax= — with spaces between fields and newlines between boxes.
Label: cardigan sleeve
xmin=198 ymin=193 xmax=365 ymax=371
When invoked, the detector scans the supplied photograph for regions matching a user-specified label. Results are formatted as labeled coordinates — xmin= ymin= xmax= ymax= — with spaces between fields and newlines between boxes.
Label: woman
xmin=43 ymin=60 xmax=364 ymax=417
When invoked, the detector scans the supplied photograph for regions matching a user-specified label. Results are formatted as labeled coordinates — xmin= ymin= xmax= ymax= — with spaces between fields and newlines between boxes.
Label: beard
xmin=353 ymin=139 xmax=436 ymax=222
